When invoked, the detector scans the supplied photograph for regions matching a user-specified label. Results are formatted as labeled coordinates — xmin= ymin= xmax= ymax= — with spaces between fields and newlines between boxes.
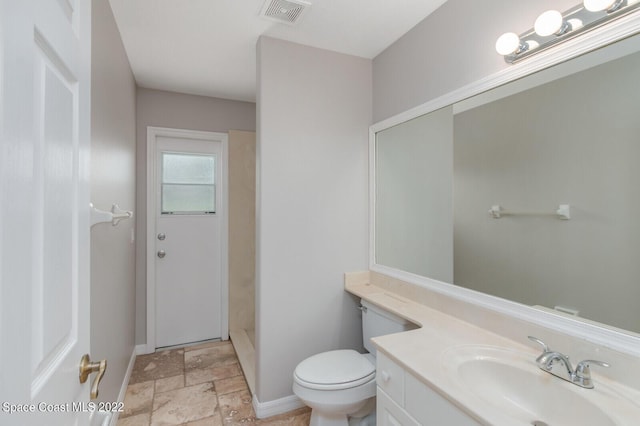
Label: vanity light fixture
xmin=496 ymin=0 xmax=640 ymax=63
xmin=534 ymin=10 xmax=571 ymax=36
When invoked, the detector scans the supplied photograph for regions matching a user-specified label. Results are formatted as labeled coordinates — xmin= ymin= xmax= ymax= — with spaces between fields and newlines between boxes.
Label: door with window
xmin=148 ymin=128 xmax=228 ymax=349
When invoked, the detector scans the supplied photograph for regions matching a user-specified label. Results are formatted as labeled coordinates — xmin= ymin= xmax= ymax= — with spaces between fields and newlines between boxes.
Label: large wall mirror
xmin=373 ymin=32 xmax=640 ymax=338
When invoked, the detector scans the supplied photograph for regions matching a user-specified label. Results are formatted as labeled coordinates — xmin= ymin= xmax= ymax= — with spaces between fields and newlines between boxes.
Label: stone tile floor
xmin=117 ymin=341 xmax=310 ymax=425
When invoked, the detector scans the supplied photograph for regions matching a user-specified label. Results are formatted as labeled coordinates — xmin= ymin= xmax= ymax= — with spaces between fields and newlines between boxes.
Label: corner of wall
xmin=255 ymin=37 xmax=371 ymax=404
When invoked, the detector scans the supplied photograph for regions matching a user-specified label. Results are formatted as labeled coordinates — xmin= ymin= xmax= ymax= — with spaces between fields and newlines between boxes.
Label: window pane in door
xmin=163 ymin=153 xmax=215 ymax=184
xmin=162 ymin=184 xmax=216 ymax=213
xmin=161 ymin=153 xmax=216 ymax=214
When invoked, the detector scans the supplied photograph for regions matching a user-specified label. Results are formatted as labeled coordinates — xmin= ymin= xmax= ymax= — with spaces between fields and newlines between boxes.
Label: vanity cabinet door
xmin=376 ymin=350 xmax=481 ymax=425
xmin=377 ymin=387 xmax=420 ymax=426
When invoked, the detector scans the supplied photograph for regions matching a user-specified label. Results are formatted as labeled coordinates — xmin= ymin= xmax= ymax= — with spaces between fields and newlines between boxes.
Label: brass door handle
xmin=79 ymin=354 xmax=107 ymax=400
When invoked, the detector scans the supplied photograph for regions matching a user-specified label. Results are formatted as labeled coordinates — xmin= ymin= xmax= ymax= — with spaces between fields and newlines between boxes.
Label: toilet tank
xmin=361 ymin=300 xmax=416 ymax=356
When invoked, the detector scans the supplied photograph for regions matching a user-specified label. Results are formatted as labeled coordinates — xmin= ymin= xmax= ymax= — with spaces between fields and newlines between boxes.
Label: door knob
xmin=79 ymin=354 xmax=107 ymax=400
xmin=157 ymin=250 xmax=166 ymax=258
xmin=157 ymin=233 xmax=166 ymax=240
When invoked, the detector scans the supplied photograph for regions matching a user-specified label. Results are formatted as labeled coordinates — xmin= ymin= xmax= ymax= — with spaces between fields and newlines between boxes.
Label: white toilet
xmin=292 ymin=300 xmax=415 ymax=426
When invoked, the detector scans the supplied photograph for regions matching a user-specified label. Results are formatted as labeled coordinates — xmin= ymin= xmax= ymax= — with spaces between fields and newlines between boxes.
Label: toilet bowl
xmin=292 ymin=300 xmax=416 ymax=426
xmin=293 ymin=350 xmax=376 ymax=426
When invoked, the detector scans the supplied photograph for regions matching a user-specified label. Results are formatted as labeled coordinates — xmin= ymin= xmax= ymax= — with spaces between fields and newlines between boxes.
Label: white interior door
xmin=0 ymin=0 xmax=93 ymax=424
xmin=148 ymin=128 xmax=228 ymax=349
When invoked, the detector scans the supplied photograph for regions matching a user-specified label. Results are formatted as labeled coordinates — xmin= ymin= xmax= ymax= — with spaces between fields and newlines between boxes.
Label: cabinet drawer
xmin=377 ymin=352 xmax=405 ymax=405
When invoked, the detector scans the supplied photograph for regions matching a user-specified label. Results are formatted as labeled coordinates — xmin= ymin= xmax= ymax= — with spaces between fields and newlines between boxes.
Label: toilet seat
xmin=294 ymin=349 xmax=375 ymax=391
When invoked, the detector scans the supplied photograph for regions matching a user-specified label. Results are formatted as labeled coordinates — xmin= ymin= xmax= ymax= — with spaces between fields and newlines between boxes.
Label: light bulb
xmin=583 ymin=0 xmax=617 ymax=12
xmin=534 ymin=10 xmax=564 ymax=36
xmin=495 ymin=32 xmax=521 ymax=55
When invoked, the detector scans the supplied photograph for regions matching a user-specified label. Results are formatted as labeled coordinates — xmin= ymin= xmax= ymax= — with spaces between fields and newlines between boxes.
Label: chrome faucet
xmin=527 ymin=336 xmax=610 ymax=389
xmin=538 ymin=350 xmax=574 ymax=376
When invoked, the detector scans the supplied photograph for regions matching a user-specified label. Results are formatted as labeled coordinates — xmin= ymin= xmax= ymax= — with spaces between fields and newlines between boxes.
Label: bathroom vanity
xmin=345 ymin=272 xmax=640 ymax=426
xmin=377 ymin=351 xmax=478 ymax=426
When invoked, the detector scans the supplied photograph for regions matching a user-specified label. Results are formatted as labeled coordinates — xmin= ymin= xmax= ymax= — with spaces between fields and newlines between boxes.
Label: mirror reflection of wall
xmin=374 ymin=36 xmax=640 ymax=334
xmin=454 ymin=50 xmax=640 ymax=332
xmin=376 ymin=106 xmax=453 ymax=282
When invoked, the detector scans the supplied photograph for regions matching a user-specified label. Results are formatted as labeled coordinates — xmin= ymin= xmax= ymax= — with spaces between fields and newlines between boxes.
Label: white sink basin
xmin=442 ymin=345 xmax=639 ymax=426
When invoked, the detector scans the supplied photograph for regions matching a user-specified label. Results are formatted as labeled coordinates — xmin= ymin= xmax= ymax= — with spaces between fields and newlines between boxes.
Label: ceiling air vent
xmin=260 ymin=0 xmax=311 ymax=25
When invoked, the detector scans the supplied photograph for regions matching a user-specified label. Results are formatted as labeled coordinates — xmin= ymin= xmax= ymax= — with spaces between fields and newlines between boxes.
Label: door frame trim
xmin=146 ymin=126 xmax=229 ymax=353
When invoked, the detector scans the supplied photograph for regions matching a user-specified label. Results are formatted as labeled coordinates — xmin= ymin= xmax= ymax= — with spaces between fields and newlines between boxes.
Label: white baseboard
xmin=252 ymin=393 xmax=306 ymax=419
xmin=108 ymin=345 xmax=138 ymax=426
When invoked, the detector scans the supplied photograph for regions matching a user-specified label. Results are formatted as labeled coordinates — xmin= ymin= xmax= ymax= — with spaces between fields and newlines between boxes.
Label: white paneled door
xmin=147 ymin=128 xmax=228 ymax=350
xmin=0 ymin=0 xmax=95 ymax=425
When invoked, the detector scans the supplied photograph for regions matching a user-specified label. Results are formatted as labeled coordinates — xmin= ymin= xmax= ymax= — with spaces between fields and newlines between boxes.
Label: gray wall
xmin=90 ymin=0 xmax=137 ymax=403
xmin=256 ymin=37 xmax=371 ymax=404
xmin=372 ymin=0 xmax=576 ymax=122
xmin=135 ymin=88 xmax=256 ymax=344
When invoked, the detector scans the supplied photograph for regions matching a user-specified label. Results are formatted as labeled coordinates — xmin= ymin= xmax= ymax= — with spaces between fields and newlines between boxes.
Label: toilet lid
xmin=294 ymin=350 xmax=375 ymax=390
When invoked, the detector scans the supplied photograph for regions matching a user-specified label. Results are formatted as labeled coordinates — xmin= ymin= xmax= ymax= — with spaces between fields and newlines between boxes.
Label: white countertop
xmin=346 ymin=280 xmax=640 ymax=426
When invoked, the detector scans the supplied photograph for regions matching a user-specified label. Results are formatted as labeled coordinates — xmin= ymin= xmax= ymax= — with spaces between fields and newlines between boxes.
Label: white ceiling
xmin=109 ymin=0 xmax=448 ymax=102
